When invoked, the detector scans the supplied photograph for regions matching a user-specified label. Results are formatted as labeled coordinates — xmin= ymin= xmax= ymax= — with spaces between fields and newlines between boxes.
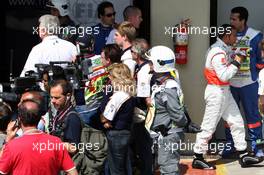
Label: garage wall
xmin=151 ymin=0 xmax=210 ymax=144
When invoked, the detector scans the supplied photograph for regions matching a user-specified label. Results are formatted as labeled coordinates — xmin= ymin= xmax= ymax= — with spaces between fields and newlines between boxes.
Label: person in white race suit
xmin=192 ymin=24 xmax=263 ymax=170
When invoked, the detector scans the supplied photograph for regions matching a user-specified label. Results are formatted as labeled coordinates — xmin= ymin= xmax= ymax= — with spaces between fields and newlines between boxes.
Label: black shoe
xmin=192 ymin=158 xmax=216 ymax=170
xmin=239 ymin=151 xmax=264 ymax=168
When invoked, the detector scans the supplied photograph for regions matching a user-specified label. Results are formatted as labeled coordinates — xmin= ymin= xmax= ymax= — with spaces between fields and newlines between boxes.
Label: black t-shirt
xmin=63 ymin=110 xmax=82 ymax=145
xmin=111 ymin=97 xmax=135 ymax=130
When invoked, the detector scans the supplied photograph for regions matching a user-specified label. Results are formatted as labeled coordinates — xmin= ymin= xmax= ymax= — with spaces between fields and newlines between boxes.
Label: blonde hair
xmin=117 ymin=21 xmax=136 ymax=42
xmin=108 ymin=63 xmax=136 ymax=96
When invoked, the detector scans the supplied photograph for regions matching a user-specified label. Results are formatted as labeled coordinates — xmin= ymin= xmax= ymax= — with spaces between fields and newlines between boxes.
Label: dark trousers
xmin=225 ymin=82 xmax=263 ymax=153
xmin=106 ymin=130 xmax=131 ymax=175
xmin=131 ymin=122 xmax=153 ymax=175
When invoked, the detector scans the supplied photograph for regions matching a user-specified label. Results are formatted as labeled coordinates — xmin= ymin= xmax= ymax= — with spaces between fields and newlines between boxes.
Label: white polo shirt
xmin=106 ymin=28 xmax=116 ymax=45
xmin=121 ymin=49 xmax=136 ymax=76
xmin=136 ymin=63 xmax=152 ymax=97
xmin=20 ymin=35 xmax=77 ymax=77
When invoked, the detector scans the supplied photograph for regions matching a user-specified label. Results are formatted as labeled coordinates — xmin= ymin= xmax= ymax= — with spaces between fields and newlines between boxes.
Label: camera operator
xmin=20 ymin=14 xmax=77 ymax=77
xmin=41 ymin=65 xmax=66 ymax=92
xmin=19 ymin=66 xmax=68 ymax=134
xmin=0 ymin=99 xmax=78 ymax=175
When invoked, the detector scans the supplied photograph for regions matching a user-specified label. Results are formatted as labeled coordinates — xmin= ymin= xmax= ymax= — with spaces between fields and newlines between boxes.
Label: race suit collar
xmin=237 ymin=26 xmax=248 ymax=37
xmin=216 ymin=37 xmax=229 ymax=51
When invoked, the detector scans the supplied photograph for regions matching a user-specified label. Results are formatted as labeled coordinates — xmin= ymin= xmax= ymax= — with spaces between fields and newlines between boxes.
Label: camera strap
xmin=51 ymin=104 xmax=73 ymax=133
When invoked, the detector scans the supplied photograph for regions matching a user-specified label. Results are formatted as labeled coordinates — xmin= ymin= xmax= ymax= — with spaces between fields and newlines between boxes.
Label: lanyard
xmin=52 ymin=104 xmax=73 ymax=132
xmin=134 ymin=61 xmax=150 ymax=81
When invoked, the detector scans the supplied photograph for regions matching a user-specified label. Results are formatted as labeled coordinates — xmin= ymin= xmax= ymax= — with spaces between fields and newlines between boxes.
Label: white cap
xmin=47 ymin=0 xmax=70 ymax=17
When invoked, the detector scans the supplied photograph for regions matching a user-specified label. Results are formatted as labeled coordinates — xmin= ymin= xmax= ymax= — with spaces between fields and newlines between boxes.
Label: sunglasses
xmin=105 ymin=12 xmax=116 ymax=17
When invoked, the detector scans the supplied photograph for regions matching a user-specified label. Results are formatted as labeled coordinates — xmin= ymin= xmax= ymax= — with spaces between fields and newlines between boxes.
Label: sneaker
xmin=239 ymin=151 xmax=264 ymax=168
xmin=192 ymin=158 xmax=216 ymax=170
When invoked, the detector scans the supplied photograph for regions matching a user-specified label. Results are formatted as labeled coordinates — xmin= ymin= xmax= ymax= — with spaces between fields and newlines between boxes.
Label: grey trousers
xmin=157 ymin=132 xmax=184 ymax=175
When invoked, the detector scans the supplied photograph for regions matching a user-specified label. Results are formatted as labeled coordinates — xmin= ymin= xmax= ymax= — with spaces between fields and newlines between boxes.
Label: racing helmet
xmin=145 ymin=45 xmax=176 ymax=73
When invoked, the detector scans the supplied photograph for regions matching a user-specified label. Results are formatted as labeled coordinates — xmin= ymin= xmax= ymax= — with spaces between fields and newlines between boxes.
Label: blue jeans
xmin=106 ymin=130 xmax=132 ymax=175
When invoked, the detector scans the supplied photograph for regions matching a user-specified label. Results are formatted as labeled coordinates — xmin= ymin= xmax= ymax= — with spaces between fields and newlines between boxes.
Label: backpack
xmin=63 ymin=111 xmax=108 ymax=175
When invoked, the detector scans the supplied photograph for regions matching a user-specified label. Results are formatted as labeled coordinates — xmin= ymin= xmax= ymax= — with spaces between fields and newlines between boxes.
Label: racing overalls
xmin=194 ymin=38 xmax=247 ymax=154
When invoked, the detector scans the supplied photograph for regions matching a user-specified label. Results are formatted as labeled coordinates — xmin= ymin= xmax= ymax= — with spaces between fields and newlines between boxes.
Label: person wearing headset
xmin=48 ymin=79 xmax=81 ymax=155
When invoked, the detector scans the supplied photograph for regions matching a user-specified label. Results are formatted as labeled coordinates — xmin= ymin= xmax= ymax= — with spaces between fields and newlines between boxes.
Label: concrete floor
xmin=178 ymin=158 xmax=264 ymax=175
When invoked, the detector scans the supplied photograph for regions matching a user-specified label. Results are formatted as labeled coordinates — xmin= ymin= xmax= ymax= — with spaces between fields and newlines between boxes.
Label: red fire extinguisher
xmin=173 ymin=23 xmax=189 ymax=64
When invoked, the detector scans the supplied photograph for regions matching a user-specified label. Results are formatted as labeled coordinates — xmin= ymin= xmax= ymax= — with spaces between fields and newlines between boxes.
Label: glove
xmin=154 ymin=125 xmax=169 ymax=137
xmin=184 ymin=122 xmax=202 ymax=133
xmin=183 ymin=107 xmax=202 ymax=133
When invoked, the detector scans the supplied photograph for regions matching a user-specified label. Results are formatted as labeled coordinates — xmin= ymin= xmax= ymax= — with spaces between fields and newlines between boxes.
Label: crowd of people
xmin=0 ymin=1 xmax=264 ymax=175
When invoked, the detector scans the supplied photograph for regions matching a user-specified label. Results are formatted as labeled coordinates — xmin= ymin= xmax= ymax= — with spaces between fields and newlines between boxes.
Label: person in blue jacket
xmin=223 ymin=6 xmax=264 ymax=158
